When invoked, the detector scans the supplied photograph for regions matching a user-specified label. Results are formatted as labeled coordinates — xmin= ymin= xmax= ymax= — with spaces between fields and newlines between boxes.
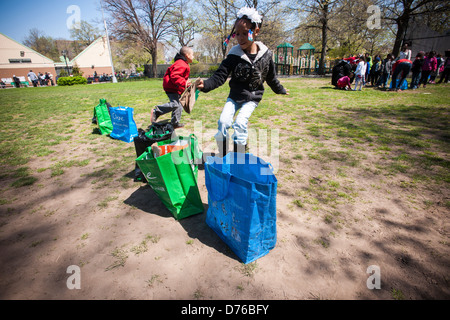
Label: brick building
xmin=0 ymin=32 xmax=56 ymax=85
xmin=1 ymin=32 xmax=113 ymax=86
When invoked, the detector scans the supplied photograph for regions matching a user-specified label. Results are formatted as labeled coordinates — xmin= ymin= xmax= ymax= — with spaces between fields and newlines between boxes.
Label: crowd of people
xmin=332 ymin=44 xmax=450 ymax=92
xmin=27 ymin=70 xmax=54 ymax=87
xmin=1 ymin=70 xmax=117 ymax=88
xmin=0 ymin=70 xmax=55 ymax=88
xmin=86 ymin=71 xmax=114 ymax=84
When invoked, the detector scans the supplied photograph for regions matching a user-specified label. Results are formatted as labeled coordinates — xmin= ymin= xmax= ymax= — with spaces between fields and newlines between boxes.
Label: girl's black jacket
xmin=200 ymin=42 xmax=287 ymax=104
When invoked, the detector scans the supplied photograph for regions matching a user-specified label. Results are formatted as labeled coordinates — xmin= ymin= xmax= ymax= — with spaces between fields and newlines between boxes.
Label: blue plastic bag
xmin=389 ymin=78 xmax=408 ymax=90
xmin=109 ymin=106 xmax=139 ymax=143
xmin=205 ymin=153 xmax=277 ymax=264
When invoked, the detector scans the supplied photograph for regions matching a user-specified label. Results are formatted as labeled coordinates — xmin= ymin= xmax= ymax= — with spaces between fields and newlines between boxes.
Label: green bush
xmin=208 ymin=65 xmax=219 ymax=73
xmin=57 ymin=76 xmax=87 ymax=86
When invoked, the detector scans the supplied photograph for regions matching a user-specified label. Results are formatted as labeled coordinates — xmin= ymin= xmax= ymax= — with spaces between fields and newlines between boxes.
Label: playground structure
xmin=274 ymin=42 xmax=331 ymax=75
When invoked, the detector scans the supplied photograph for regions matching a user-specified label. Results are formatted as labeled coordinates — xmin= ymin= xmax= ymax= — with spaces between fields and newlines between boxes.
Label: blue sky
xmin=0 ymin=0 xmax=105 ymax=43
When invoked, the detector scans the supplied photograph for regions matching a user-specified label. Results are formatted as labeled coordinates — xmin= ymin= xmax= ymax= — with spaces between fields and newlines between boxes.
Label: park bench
xmin=1 ymin=77 xmax=30 ymax=88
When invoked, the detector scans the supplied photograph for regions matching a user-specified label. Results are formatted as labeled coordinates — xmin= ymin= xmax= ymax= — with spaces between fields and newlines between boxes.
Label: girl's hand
xmin=285 ymin=88 xmax=290 ymax=95
xmin=196 ymin=79 xmax=204 ymax=89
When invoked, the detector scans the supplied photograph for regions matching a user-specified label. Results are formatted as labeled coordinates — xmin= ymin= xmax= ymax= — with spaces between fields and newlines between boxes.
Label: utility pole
xmin=101 ymin=0 xmax=117 ymax=83
xmin=62 ymin=50 xmax=70 ymax=76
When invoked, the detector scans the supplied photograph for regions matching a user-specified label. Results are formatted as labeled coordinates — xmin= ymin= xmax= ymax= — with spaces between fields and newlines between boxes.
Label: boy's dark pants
xmin=410 ymin=71 xmax=421 ymax=88
xmin=154 ymin=92 xmax=182 ymax=125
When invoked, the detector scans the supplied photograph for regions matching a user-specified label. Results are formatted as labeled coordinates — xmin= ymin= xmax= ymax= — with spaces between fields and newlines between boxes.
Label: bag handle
xmin=188 ymin=134 xmax=203 ymax=164
xmin=205 ymin=164 xmax=231 ymax=202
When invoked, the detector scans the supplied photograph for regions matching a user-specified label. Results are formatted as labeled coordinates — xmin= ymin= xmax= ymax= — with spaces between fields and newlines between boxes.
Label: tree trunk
xmin=393 ymin=13 xmax=410 ymax=58
xmin=319 ymin=4 xmax=328 ymax=75
xmin=221 ymin=8 xmax=229 ymax=60
xmin=151 ymin=50 xmax=158 ymax=78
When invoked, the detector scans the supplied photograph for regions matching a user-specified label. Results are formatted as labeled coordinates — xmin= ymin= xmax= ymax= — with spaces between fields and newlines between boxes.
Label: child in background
xmin=377 ymin=54 xmax=393 ymax=89
xmin=365 ymin=54 xmax=371 ymax=84
xmin=419 ymin=51 xmax=437 ymax=88
xmin=151 ymin=46 xmax=194 ymax=129
xmin=370 ymin=55 xmax=381 ymax=86
xmin=410 ymin=51 xmax=424 ymax=90
xmin=337 ymin=73 xmax=353 ymax=90
xmin=197 ymin=7 xmax=288 ymax=155
xmin=437 ymin=50 xmax=450 ymax=84
xmin=353 ymin=56 xmax=366 ymax=91
xmin=429 ymin=53 xmax=443 ymax=84
xmin=398 ymin=43 xmax=412 ymax=61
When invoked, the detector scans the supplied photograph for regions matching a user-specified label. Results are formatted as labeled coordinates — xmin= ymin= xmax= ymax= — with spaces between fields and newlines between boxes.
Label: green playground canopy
xmin=298 ymin=43 xmax=315 ymax=51
xmin=277 ymin=42 xmax=294 ymax=48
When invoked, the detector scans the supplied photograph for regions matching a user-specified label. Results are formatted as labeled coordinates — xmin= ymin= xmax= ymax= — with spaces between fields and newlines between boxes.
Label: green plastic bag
xmin=94 ymin=99 xmax=113 ymax=135
xmin=136 ymin=134 xmax=204 ymax=220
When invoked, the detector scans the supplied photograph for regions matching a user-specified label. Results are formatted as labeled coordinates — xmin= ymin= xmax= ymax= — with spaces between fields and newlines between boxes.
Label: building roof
xmin=0 ymin=32 xmax=55 ymax=67
xmin=70 ymin=37 xmax=102 ymax=62
xmin=70 ymin=35 xmax=112 ymax=69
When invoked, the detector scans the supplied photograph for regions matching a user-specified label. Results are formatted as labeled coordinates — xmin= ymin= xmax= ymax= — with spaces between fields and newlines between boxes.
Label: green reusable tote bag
xmin=94 ymin=99 xmax=113 ymax=135
xmin=136 ymin=134 xmax=204 ymax=220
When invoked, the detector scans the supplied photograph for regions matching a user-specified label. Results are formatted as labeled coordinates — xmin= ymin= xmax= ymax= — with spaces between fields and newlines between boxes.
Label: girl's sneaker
xmin=151 ymin=109 xmax=159 ymax=123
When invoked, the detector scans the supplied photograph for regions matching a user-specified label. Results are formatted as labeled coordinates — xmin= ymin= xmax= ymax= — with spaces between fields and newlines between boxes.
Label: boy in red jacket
xmin=151 ymin=46 xmax=194 ymax=128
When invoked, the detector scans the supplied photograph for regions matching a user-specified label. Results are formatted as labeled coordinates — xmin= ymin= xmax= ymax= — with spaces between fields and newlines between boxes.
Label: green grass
xmin=105 ymin=247 xmax=128 ymax=271
xmin=236 ymin=261 xmax=258 ymax=277
xmin=98 ymin=196 xmax=118 ymax=208
xmin=391 ymin=287 xmax=405 ymax=300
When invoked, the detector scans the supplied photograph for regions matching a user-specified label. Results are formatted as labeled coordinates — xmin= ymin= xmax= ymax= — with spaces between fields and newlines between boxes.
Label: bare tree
xmin=23 ymin=29 xmax=60 ymax=61
xmin=378 ymin=0 xmax=450 ymax=57
xmin=256 ymin=6 xmax=288 ymax=50
xmin=237 ymin=0 xmax=281 ymax=16
xmin=327 ymin=0 xmax=393 ymax=57
xmin=69 ymin=20 xmax=102 ymax=56
xmin=70 ymin=20 xmax=102 ymax=46
xmin=167 ymin=0 xmax=197 ymax=48
xmin=196 ymin=32 xmax=223 ymax=63
xmin=290 ymin=0 xmax=342 ymax=74
xmin=201 ymin=0 xmax=236 ymax=60
xmin=103 ymin=0 xmax=176 ymax=77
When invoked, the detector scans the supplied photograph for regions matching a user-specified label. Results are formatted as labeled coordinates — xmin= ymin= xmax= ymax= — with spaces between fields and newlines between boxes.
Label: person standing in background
xmin=27 ymin=70 xmax=38 ymax=87
xmin=419 ymin=51 xmax=437 ymax=88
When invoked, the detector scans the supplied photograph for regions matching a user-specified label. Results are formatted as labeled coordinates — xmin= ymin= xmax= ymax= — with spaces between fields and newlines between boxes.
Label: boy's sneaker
xmin=173 ymin=123 xmax=185 ymax=129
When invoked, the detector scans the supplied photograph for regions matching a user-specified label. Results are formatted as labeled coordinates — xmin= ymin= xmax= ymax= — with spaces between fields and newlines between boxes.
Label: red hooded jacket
xmin=163 ymin=53 xmax=190 ymax=95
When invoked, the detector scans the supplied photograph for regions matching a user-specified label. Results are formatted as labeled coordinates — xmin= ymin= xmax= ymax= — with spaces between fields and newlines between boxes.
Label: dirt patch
xmin=0 ymin=125 xmax=449 ymax=301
